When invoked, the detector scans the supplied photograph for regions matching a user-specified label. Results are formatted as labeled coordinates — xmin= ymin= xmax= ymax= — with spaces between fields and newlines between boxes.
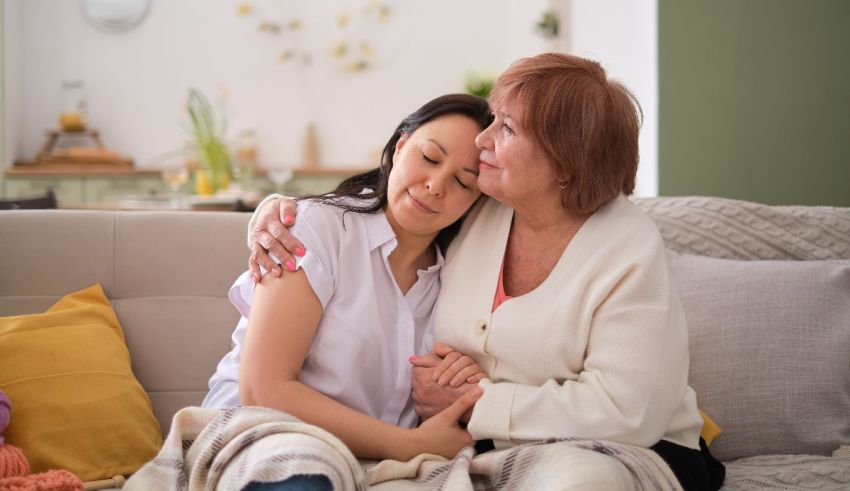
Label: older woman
xmin=249 ymin=53 xmax=724 ymax=490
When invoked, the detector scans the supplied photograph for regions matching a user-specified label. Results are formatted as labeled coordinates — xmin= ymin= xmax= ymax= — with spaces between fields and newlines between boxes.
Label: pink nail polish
xmin=285 ymin=260 xmax=296 ymax=272
xmin=284 ymin=214 xmax=295 ymax=224
xmin=409 ymin=355 xmax=419 ymax=362
xmin=294 ymin=247 xmax=306 ymax=257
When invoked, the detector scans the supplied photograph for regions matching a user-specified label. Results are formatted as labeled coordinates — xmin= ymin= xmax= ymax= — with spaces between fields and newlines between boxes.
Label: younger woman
xmin=202 ymin=94 xmax=492 ymax=462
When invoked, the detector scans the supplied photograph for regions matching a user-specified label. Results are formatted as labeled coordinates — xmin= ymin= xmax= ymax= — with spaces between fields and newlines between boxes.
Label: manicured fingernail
xmin=409 ymin=355 xmax=419 ymax=362
xmin=252 ymin=273 xmax=260 ymax=283
xmin=284 ymin=214 xmax=295 ymax=224
xmin=294 ymin=247 xmax=306 ymax=257
xmin=272 ymin=267 xmax=281 ymax=276
xmin=285 ymin=260 xmax=296 ymax=272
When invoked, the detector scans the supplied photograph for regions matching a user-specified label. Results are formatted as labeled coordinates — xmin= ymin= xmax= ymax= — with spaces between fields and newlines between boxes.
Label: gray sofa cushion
xmin=635 ymin=196 xmax=850 ymax=260
xmin=723 ymin=448 xmax=850 ymax=489
xmin=668 ymin=251 xmax=850 ymax=461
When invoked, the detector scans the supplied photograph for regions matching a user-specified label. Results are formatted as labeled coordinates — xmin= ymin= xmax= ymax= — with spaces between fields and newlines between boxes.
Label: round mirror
xmin=81 ymin=0 xmax=151 ymax=33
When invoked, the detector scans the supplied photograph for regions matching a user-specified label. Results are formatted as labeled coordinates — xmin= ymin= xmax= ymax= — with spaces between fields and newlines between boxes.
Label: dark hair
xmin=491 ymin=53 xmax=642 ymax=215
xmin=303 ymin=93 xmax=492 ymax=250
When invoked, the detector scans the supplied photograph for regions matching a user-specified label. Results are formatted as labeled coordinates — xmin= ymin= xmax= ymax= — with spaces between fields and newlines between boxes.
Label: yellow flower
xmin=235 ymin=3 xmax=252 ymax=16
xmin=259 ymin=22 xmax=281 ymax=34
xmin=360 ymin=42 xmax=373 ymax=57
xmin=277 ymin=51 xmax=295 ymax=63
xmin=365 ymin=2 xmax=390 ymax=22
xmin=365 ymin=0 xmax=381 ymax=12
xmin=336 ymin=13 xmax=350 ymax=28
xmin=344 ymin=60 xmax=369 ymax=72
xmin=331 ymin=41 xmax=348 ymax=59
xmin=288 ymin=19 xmax=303 ymax=31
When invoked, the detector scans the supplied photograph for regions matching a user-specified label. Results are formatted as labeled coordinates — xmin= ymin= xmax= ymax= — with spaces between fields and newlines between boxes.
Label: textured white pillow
xmin=668 ymin=252 xmax=850 ymax=461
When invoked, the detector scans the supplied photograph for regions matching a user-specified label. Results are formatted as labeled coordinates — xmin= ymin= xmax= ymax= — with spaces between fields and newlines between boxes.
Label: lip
xmin=479 ymin=160 xmax=498 ymax=171
xmin=407 ymin=190 xmax=437 ymax=214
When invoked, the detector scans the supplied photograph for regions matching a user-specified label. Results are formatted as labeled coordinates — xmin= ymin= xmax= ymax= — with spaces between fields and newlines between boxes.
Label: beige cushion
xmin=668 ymin=251 xmax=850 ymax=461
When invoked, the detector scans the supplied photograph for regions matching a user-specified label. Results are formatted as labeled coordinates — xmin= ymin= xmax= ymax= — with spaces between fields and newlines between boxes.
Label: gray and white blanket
xmin=125 ymin=406 xmax=682 ymax=490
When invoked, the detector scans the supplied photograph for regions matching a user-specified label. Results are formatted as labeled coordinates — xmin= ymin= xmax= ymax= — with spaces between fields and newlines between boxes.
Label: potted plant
xmin=185 ymin=88 xmax=231 ymax=195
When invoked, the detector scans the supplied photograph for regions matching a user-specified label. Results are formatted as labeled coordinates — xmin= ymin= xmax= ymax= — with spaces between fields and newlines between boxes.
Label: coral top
xmin=492 ymin=261 xmax=512 ymax=312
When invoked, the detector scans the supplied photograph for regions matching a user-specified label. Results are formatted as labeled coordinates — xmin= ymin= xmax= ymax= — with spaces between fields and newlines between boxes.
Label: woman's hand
xmin=429 ymin=342 xmax=487 ymax=387
xmin=410 ymin=350 xmax=483 ymax=421
xmin=409 ymin=386 xmax=482 ymax=459
xmin=249 ymin=196 xmax=305 ymax=282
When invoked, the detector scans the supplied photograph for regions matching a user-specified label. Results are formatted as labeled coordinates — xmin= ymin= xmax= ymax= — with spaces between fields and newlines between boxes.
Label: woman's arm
xmin=239 ymin=270 xmax=479 ymax=461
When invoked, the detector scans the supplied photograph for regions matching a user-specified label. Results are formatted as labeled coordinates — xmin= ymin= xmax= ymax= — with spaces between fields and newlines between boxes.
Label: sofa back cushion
xmin=668 ymin=251 xmax=850 ymax=461
xmin=0 ymin=210 xmax=251 ymax=434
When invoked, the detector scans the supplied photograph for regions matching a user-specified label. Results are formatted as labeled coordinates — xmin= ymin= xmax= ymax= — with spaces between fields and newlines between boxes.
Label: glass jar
xmin=59 ymin=80 xmax=88 ymax=132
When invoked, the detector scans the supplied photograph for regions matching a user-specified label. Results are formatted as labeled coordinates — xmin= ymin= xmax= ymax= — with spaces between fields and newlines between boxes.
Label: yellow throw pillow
xmin=0 ymin=284 xmax=162 ymax=481
xmin=699 ymin=409 xmax=721 ymax=446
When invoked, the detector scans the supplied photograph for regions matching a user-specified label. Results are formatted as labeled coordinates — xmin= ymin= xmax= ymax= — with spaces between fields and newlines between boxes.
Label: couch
xmin=1 ymin=196 xmax=848 ymax=489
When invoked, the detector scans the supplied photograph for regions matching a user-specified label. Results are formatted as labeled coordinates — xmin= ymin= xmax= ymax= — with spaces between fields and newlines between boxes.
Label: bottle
xmin=59 ymin=80 xmax=88 ymax=132
xmin=235 ymin=129 xmax=258 ymax=189
xmin=302 ymin=123 xmax=319 ymax=169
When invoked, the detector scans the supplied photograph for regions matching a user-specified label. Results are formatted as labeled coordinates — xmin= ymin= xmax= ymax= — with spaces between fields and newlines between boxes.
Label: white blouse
xmin=203 ymin=199 xmax=440 ymax=428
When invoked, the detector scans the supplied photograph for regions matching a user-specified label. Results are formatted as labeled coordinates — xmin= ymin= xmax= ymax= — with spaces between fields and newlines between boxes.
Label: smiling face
xmin=385 ymin=114 xmax=483 ymax=240
xmin=474 ymin=97 xmax=561 ymax=210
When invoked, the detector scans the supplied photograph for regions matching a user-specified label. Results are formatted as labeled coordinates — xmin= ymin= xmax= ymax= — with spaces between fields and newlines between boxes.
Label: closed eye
xmin=422 ymin=154 xmax=438 ymax=164
xmin=455 ymin=177 xmax=471 ymax=189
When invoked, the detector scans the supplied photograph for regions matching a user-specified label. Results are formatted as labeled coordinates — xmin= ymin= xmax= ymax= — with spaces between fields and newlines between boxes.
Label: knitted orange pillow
xmin=0 ymin=284 xmax=162 ymax=481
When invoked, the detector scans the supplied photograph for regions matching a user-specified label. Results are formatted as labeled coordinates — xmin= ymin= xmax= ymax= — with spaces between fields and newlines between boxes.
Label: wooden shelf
xmin=6 ymin=163 xmax=370 ymax=177
xmin=264 ymin=166 xmax=372 ymax=176
xmin=6 ymin=162 xmax=159 ymax=176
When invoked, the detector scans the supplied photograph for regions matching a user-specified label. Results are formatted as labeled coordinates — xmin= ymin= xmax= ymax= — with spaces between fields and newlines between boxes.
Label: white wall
xmin=3 ymin=0 xmax=658 ymax=195
xmin=566 ymin=0 xmax=658 ymax=196
xmin=1 ymin=0 xmax=23 ymax=168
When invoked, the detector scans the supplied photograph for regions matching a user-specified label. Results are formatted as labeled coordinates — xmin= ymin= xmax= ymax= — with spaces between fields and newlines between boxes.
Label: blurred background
xmin=0 ymin=0 xmax=847 ymax=209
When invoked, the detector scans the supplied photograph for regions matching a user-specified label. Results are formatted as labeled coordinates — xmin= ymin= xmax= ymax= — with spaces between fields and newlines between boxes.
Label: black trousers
xmin=474 ymin=437 xmax=725 ymax=491
xmin=651 ymin=437 xmax=725 ymax=491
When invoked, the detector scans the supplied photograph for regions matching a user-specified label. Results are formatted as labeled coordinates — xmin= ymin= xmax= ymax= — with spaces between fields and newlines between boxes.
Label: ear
xmin=394 ymin=133 xmax=408 ymax=156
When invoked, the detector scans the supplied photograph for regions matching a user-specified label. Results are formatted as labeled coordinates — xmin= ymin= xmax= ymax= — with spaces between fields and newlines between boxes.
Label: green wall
xmin=659 ymin=0 xmax=850 ymax=206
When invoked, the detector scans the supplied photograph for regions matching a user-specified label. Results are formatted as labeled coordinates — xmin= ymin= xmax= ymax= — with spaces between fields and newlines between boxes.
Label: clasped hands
xmin=410 ymin=342 xmax=486 ymax=423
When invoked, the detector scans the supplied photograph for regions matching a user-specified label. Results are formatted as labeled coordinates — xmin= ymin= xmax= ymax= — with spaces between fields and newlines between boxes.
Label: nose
xmin=425 ymin=170 xmax=447 ymax=197
xmin=475 ymin=122 xmax=495 ymax=150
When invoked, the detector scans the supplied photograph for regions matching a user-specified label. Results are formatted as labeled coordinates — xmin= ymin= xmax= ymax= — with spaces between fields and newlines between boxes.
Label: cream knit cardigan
xmin=435 ymin=195 xmax=703 ymax=450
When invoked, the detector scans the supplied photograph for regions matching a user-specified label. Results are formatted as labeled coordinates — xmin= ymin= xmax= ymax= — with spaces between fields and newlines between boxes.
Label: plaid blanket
xmin=125 ymin=406 xmax=682 ymax=490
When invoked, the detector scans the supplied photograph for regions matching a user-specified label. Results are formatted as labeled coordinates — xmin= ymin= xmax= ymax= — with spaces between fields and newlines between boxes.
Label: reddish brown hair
xmin=491 ymin=53 xmax=642 ymax=215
